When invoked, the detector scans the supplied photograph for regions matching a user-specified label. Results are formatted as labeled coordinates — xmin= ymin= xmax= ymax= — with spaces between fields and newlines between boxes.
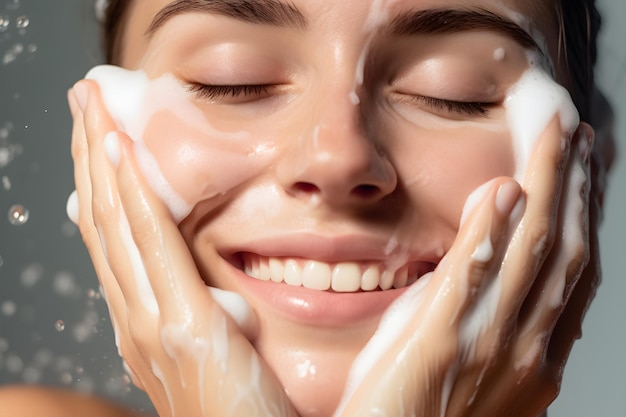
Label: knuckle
xmin=127 ymin=313 xmax=155 ymax=350
xmin=526 ymin=219 xmax=555 ymax=259
xmin=536 ymin=370 xmax=561 ymax=403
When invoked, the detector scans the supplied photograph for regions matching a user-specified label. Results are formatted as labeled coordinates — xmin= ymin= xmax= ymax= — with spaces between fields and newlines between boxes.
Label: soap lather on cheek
xmin=84 ymin=65 xmax=259 ymax=336
xmin=85 ymin=65 xmax=192 ymax=222
xmin=504 ymin=53 xmax=580 ymax=182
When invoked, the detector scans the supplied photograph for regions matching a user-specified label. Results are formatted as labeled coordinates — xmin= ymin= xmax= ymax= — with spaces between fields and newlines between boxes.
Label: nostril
xmin=351 ymin=184 xmax=381 ymax=199
xmin=293 ymin=182 xmax=320 ymax=195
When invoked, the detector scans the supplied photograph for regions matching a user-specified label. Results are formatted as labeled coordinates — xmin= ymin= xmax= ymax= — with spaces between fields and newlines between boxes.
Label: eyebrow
xmin=146 ymin=0 xmax=308 ymax=36
xmin=389 ymin=8 xmax=541 ymax=52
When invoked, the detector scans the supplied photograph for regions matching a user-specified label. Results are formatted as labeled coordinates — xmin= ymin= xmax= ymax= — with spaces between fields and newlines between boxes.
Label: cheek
xmin=142 ymin=110 xmax=278 ymax=209
xmin=395 ymin=127 xmax=515 ymax=226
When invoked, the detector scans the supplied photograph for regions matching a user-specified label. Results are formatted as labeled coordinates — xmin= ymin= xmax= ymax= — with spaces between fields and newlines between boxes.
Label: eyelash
xmin=187 ymin=83 xmax=274 ymax=101
xmin=187 ymin=83 xmax=491 ymax=116
xmin=413 ymin=95 xmax=490 ymax=117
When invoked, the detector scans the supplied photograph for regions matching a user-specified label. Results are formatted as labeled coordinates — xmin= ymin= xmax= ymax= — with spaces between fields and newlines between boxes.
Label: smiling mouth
xmin=239 ymin=253 xmax=436 ymax=293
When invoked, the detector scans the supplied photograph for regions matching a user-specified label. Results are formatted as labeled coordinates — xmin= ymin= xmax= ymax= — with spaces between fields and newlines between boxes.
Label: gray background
xmin=0 ymin=1 xmax=623 ymax=415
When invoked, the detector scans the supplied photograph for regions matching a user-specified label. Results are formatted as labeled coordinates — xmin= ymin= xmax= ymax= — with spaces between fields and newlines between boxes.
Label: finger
xmin=335 ymin=178 xmax=523 ymax=417
xmin=111 ymin=132 xmax=295 ymax=417
xmin=518 ymin=125 xmax=593 ymax=341
xmin=69 ymin=84 xmax=125 ymax=313
xmin=68 ymin=84 xmax=133 ymax=370
xmin=428 ymin=177 xmax=524 ymax=329
xmin=497 ymin=117 xmax=571 ymax=319
xmin=112 ymin=131 xmax=216 ymax=325
xmin=545 ymin=138 xmax=601 ymax=371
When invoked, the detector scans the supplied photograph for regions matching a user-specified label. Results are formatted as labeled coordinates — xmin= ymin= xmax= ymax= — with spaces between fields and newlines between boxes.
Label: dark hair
xmin=102 ymin=0 xmax=601 ymax=122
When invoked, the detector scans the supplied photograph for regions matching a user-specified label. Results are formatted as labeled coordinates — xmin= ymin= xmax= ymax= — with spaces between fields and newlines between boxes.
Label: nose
xmin=276 ymin=92 xmax=397 ymax=208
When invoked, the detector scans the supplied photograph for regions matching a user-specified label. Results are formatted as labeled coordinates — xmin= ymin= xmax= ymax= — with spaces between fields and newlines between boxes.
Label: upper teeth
xmin=242 ymin=255 xmax=418 ymax=292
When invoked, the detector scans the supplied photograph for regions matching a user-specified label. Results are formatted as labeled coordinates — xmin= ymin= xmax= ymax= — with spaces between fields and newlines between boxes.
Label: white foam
xmin=505 ymin=55 xmax=580 ymax=181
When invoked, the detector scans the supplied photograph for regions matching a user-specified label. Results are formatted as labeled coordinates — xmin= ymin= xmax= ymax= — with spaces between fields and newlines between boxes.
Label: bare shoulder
xmin=0 ymin=385 xmax=152 ymax=417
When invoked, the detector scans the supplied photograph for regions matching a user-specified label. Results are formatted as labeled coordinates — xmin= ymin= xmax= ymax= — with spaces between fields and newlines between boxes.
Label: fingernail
xmin=73 ymin=81 xmax=88 ymax=112
xmin=104 ymin=131 xmax=120 ymax=166
xmin=496 ymin=181 xmax=521 ymax=215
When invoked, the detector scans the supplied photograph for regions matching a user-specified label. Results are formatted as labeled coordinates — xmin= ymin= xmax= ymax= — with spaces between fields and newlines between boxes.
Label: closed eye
xmin=187 ymin=83 xmax=276 ymax=102
xmin=413 ymin=95 xmax=491 ymax=117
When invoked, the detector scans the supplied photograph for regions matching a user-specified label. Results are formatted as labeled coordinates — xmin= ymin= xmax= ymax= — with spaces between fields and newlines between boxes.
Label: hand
xmin=334 ymin=118 xmax=596 ymax=417
xmin=68 ymin=81 xmax=299 ymax=417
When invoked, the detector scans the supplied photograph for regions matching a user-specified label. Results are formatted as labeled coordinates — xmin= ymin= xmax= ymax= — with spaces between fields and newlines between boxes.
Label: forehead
xmin=121 ymin=0 xmax=558 ymax=67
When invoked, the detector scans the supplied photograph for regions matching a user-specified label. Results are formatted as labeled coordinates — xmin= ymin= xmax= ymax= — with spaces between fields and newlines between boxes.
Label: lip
xmin=219 ymin=233 xmax=439 ymax=326
xmin=222 ymin=232 xmax=442 ymax=265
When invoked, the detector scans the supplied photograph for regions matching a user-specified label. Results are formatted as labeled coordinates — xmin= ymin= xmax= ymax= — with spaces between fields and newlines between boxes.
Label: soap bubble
xmin=15 ymin=15 xmax=28 ymax=29
xmin=1 ymin=175 xmax=10 ymax=190
xmin=54 ymin=320 xmax=65 ymax=332
xmin=7 ymin=204 xmax=29 ymax=225
xmin=0 ymin=14 xmax=8 ymax=32
xmin=26 ymin=43 xmax=36 ymax=53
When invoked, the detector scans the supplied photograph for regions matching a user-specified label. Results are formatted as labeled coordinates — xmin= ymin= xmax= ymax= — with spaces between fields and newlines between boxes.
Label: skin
xmin=0 ymin=0 xmax=602 ymax=416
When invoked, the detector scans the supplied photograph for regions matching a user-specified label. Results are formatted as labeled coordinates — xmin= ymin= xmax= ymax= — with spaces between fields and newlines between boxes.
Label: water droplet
xmin=0 ymin=15 xmax=9 ymax=32
xmin=53 ymin=271 xmax=76 ymax=296
xmin=33 ymin=348 xmax=53 ymax=366
xmin=74 ymin=376 xmax=95 ymax=393
xmin=86 ymin=289 xmax=101 ymax=299
xmin=60 ymin=371 xmax=73 ymax=384
xmin=54 ymin=320 xmax=65 ymax=331
xmin=7 ymin=204 xmax=29 ymax=225
xmin=3 ymin=43 xmax=24 ymax=65
xmin=22 ymin=366 xmax=41 ymax=383
xmin=15 ymin=15 xmax=28 ymax=28
xmin=20 ymin=262 xmax=43 ymax=287
xmin=26 ymin=43 xmax=36 ymax=53
xmin=1 ymin=175 xmax=10 ymax=190
xmin=1 ymin=300 xmax=16 ymax=316
xmin=0 ymin=146 xmax=11 ymax=166
xmin=6 ymin=355 xmax=23 ymax=373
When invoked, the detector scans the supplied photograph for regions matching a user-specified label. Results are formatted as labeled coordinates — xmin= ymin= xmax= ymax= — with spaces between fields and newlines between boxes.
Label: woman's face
xmin=118 ymin=0 xmax=558 ymax=415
